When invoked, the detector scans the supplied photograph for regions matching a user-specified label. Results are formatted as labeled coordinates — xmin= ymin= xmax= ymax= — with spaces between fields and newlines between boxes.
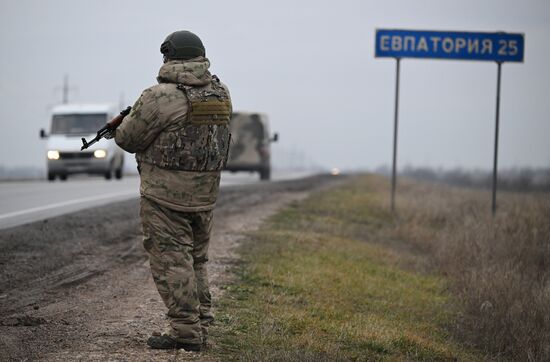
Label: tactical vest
xmin=137 ymin=78 xmax=232 ymax=172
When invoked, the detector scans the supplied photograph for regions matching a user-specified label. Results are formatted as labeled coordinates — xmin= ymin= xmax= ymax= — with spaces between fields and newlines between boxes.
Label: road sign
xmin=375 ymin=29 xmax=524 ymax=63
xmin=375 ymin=28 xmax=525 ymax=215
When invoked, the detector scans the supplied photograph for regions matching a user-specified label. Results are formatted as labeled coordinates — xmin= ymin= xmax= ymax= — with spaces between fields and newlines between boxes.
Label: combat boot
xmin=147 ymin=334 xmax=202 ymax=352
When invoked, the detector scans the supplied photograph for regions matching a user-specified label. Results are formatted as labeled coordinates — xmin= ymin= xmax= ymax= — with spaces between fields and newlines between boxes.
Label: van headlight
xmin=94 ymin=149 xmax=107 ymax=158
xmin=47 ymin=150 xmax=60 ymax=160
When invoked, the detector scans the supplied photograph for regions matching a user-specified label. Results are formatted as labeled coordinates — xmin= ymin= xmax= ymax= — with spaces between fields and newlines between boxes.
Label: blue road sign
xmin=375 ymin=29 xmax=524 ymax=62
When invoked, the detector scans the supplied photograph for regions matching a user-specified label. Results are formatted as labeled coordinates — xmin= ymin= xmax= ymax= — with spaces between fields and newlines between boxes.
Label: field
xmin=209 ymin=174 xmax=550 ymax=361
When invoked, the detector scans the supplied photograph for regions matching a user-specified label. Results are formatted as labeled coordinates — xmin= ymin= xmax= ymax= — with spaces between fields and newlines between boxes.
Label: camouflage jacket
xmin=115 ymin=57 xmax=231 ymax=212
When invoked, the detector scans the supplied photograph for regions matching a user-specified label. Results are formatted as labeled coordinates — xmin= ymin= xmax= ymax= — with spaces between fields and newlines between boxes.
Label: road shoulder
xmin=0 ymin=175 xmax=340 ymax=361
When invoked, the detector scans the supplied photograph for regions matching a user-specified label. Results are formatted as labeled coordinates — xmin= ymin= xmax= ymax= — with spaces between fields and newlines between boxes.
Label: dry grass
xmin=389 ymin=176 xmax=550 ymax=361
xmin=210 ymin=175 xmax=482 ymax=361
xmin=274 ymin=175 xmax=550 ymax=360
xmin=210 ymin=174 xmax=550 ymax=361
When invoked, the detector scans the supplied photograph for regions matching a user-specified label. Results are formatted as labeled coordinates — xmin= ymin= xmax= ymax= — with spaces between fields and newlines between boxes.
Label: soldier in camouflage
xmin=114 ymin=30 xmax=232 ymax=352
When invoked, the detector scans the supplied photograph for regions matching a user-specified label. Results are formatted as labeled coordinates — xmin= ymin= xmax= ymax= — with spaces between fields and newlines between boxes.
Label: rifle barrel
xmin=79 ymin=106 xmax=131 ymax=151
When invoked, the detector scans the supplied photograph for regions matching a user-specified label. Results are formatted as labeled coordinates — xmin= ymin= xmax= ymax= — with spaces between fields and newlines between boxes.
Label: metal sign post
xmin=492 ymin=62 xmax=502 ymax=215
xmin=375 ymin=29 xmax=524 ymax=214
xmin=391 ymin=58 xmax=400 ymax=212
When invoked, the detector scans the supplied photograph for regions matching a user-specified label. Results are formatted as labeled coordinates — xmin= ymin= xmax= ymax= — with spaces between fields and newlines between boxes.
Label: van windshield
xmin=51 ymin=113 xmax=107 ymax=135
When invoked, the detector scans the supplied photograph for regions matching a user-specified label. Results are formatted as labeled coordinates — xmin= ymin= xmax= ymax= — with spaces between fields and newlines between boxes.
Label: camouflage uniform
xmin=115 ymin=57 xmax=231 ymax=347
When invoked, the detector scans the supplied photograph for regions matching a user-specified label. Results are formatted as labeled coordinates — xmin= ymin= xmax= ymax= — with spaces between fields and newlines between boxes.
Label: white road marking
xmin=0 ymin=190 xmax=137 ymax=220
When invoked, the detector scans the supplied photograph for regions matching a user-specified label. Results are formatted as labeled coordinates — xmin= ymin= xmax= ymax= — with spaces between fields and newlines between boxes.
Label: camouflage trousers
xmin=140 ymin=197 xmax=214 ymax=346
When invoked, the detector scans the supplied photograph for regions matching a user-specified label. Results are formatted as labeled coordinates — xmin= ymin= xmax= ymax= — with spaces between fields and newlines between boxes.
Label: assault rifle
xmin=80 ymin=106 xmax=132 ymax=150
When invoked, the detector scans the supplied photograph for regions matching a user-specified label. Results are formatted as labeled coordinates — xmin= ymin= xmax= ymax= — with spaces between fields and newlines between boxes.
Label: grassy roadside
xmin=209 ymin=175 xmax=483 ymax=361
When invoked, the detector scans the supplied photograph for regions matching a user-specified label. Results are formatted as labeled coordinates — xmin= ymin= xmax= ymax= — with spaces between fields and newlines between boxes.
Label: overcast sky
xmin=1 ymin=0 xmax=548 ymax=171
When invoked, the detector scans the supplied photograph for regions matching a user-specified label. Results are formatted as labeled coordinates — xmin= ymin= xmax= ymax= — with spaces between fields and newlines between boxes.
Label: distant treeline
xmin=376 ymin=166 xmax=550 ymax=192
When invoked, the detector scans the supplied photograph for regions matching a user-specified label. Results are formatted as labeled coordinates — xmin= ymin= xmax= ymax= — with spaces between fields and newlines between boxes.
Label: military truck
xmin=226 ymin=112 xmax=278 ymax=180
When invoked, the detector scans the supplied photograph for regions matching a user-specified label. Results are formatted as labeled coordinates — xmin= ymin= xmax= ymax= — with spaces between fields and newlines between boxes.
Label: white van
xmin=40 ymin=103 xmax=125 ymax=181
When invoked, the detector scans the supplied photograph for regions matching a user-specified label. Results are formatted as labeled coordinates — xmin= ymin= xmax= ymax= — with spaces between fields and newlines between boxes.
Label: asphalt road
xmin=0 ymin=171 xmax=314 ymax=229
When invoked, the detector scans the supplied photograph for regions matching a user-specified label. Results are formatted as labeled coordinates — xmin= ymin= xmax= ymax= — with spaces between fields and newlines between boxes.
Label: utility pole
xmin=61 ymin=74 xmax=69 ymax=104
xmin=56 ymin=74 xmax=76 ymax=104
xmin=62 ymin=74 xmax=69 ymax=104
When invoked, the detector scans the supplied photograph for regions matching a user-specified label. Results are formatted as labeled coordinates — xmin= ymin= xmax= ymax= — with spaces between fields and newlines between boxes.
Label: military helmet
xmin=160 ymin=30 xmax=205 ymax=61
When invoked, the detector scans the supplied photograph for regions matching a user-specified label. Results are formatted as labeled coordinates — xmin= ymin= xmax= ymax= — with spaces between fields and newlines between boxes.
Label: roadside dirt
xmin=0 ymin=175 xmax=342 ymax=361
